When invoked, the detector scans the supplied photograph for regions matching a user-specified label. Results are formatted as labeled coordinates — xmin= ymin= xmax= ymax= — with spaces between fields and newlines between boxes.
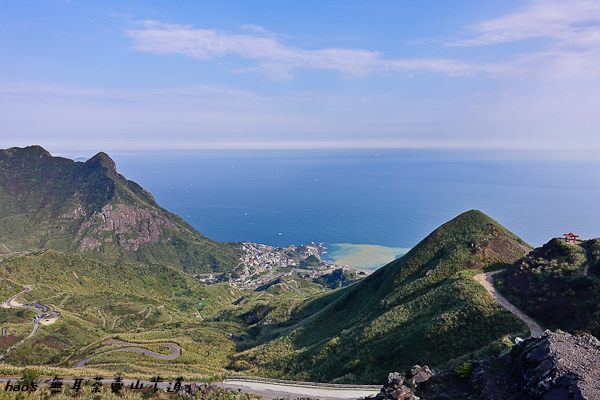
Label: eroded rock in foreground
xmin=365 ymin=367 xmax=434 ymax=400
xmin=371 ymin=331 xmax=600 ymax=400
xmin=469 ymin=330 xmax=600 ymax=399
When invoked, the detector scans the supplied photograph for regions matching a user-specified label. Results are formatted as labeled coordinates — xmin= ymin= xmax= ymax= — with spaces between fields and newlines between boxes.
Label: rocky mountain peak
xmin=0 ymin=144 xmax=239 ymax=273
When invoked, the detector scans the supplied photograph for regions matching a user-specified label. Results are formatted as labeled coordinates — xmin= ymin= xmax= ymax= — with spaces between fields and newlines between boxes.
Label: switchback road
xmin=0 ymin=287 xmax=43 ymax=361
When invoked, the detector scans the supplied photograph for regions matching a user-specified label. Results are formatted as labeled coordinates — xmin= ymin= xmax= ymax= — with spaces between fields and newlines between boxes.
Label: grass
xmin=0 ymin=250 xmax=247 ymax=378
xmin=227 ymin=210 xmax=531 ymax=384
xmin=497 ymin=237 xmax=600 ymax=337
xmin=0 ymin=210 xmax=536 ymax=385
xmin=231 ymin=270 xmax=527 ymax=384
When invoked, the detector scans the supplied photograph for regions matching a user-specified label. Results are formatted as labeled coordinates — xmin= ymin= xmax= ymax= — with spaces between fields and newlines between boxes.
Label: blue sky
xmin=1 ymin=0 xmax=600 ymax=152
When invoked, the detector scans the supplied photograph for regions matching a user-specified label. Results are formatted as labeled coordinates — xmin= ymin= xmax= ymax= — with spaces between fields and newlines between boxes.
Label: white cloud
xmin=442 ymin=0 xmax=600 ymax=82
xmin=451 ymin=0 xmax=600 ymax=47
xmin=125 ymin=21 xmax=473 ymax=80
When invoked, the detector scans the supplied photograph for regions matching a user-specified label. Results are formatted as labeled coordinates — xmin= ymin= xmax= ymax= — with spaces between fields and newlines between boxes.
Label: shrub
xmin=454 ymin=362 xmax=474 ymax=380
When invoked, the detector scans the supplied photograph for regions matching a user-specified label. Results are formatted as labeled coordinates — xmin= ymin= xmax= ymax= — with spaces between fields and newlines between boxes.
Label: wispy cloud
xmin=448 ymin=0 xmax=600 ymax=80
xmin=125 ymin=21 xmax=473 ymax=80
xmin=0 ymin=81 xmax=258 ymax=103
xmin=451 ymin=0 xmax=600 ymax=47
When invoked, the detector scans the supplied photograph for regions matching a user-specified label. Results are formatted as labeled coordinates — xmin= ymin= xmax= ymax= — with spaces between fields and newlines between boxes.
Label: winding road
xmin=76 ymin=342 xmax=180 ymax=368
xmin=474 ymin=270 xmax=544 ymax=338
xmin=0 ymin=288 xmax=182 ymax=370
xmin=0 ymin=287 xmax=182 ymax=368
xmin=0 ymin=287 xmax=43 ymax=361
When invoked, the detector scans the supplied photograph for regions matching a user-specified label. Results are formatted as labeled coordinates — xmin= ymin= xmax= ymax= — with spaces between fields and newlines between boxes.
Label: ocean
xmin=107 ymin=149 xmax=600 ymax=269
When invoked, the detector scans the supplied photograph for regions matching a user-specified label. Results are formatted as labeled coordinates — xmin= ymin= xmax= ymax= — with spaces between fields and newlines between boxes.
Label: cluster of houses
xmin=239 ymin=241 xmax=325 ymax=277
xmin=194 ymin=241 xmax=368 ymax=290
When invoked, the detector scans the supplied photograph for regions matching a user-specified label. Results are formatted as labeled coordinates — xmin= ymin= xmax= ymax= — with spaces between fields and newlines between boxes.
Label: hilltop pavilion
xmin=563 ymin=231 xmax=579 ymax=243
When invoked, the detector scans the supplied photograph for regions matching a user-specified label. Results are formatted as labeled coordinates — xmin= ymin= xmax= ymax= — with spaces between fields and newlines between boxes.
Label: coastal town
xmin=240 ymin=241 xmax=327 ymax=272
xmin=197 ymin=241 xmax=371 ymax=289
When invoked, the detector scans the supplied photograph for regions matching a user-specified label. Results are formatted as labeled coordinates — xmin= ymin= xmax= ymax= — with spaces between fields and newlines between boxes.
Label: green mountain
xmin=0 ymin=156 xmax=545 ymax=386
xmin=497 ymin=237 xmax=600 ymax=337
xmin=229 ymin=210 xmax=532 ymax=383
xmin=0 ymin=145 xmax=238 ymax=273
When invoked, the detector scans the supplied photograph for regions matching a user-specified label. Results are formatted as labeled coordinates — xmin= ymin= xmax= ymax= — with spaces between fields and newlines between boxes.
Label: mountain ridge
xmin=228 ymin=210 xmax=533 ymax=383
xmin=0 ymin=145 xmax=238 ymax=273
xmin=3 ymin=145 xmax=593 ymax=390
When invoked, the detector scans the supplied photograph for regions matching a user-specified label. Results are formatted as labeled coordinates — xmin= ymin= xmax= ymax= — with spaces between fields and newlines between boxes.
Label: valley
xmin=0 ymin=209 xmax=533 ymax=384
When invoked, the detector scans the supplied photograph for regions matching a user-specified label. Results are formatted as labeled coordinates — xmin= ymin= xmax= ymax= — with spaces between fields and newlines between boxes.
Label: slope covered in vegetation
xmin=229 ymin=210 xmax=532 ymax=383
xmin=0 ymin=210 xmax=532 ymax=384
xmin=0 ymin=146 xmax=238 ymax=273
xmin=0 ymin=250 xmax=245 ymax=378
xmin=497 ymin=237 xmax=600 ymax=337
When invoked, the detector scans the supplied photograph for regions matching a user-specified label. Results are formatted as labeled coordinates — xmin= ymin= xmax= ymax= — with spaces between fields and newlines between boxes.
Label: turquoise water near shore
xmin=104 ymin=149 xmax=600 ymax=269
xmin=324 ymin=244 xmax=410 ymax=270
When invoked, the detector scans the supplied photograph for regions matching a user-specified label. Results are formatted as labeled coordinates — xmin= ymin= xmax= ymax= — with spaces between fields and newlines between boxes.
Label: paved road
xmin=6 ymin=287 xmax=42 ymax=315
xmin=76 ymin=342 xmax=180 ymax=368
xmin=221 ymin=379 xmax=380 ymax=400
xmin=474 ymin=271 xmax=544 ymax=338
xmin=0 ymin=377 xmax=379 ymax=399
xmin=0 ymin=287 xmax=42 ymax=361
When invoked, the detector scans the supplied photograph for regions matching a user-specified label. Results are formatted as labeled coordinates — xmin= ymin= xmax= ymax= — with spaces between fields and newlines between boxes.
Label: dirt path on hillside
xmin=97 ymin=307 xmax=106 ymax=327
xmin=474 ymin=271 xmax=544 ymax=338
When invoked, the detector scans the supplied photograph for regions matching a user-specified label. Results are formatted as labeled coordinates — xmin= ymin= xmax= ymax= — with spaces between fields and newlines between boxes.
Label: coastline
xmin=323 ymin=243 xmax=410 ymax=270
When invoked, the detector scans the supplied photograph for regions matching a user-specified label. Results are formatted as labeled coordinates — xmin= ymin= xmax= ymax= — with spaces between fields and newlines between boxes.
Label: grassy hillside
xmin=228 ymin=210 xmax=531 ymax=384
xmin=0 ymin=250 xmax=346 ymax=380
xmin=0 ymin=250 xmax=245 ymax=378
xmin=0 ymin=208 xmax=537 ymax=385
xmin=0 ymin=145 xmax=238 ymax=273
xmin=497 ymin=237 xmax=600 ymax=337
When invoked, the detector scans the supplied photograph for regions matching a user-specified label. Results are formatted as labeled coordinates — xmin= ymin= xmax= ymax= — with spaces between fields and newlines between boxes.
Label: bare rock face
xmin=373 ymin=331 xmax=600 ymax=400
xmin=470 ymin=330 xmax=600 ymax=400
xmin=365 ymin=367 xmax=434 ymax=400
xmin=77 ymin=204 xmax=178 ymax=251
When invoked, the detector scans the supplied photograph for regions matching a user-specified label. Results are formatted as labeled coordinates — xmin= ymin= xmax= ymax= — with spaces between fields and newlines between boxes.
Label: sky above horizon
xmin=2 ymin=0 xmax=600 ymax=153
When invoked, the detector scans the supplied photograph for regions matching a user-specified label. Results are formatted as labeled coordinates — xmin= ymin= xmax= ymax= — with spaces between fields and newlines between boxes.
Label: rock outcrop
xmin=366 ymin=367 xmax=434 ymax=400
xmin=411 ymin=330 xmax=600 ymax=399
xmin=470 ymin=330 xmax=600 ymax=400
xmin=76 ymin=203 xmax=178 ymax=251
